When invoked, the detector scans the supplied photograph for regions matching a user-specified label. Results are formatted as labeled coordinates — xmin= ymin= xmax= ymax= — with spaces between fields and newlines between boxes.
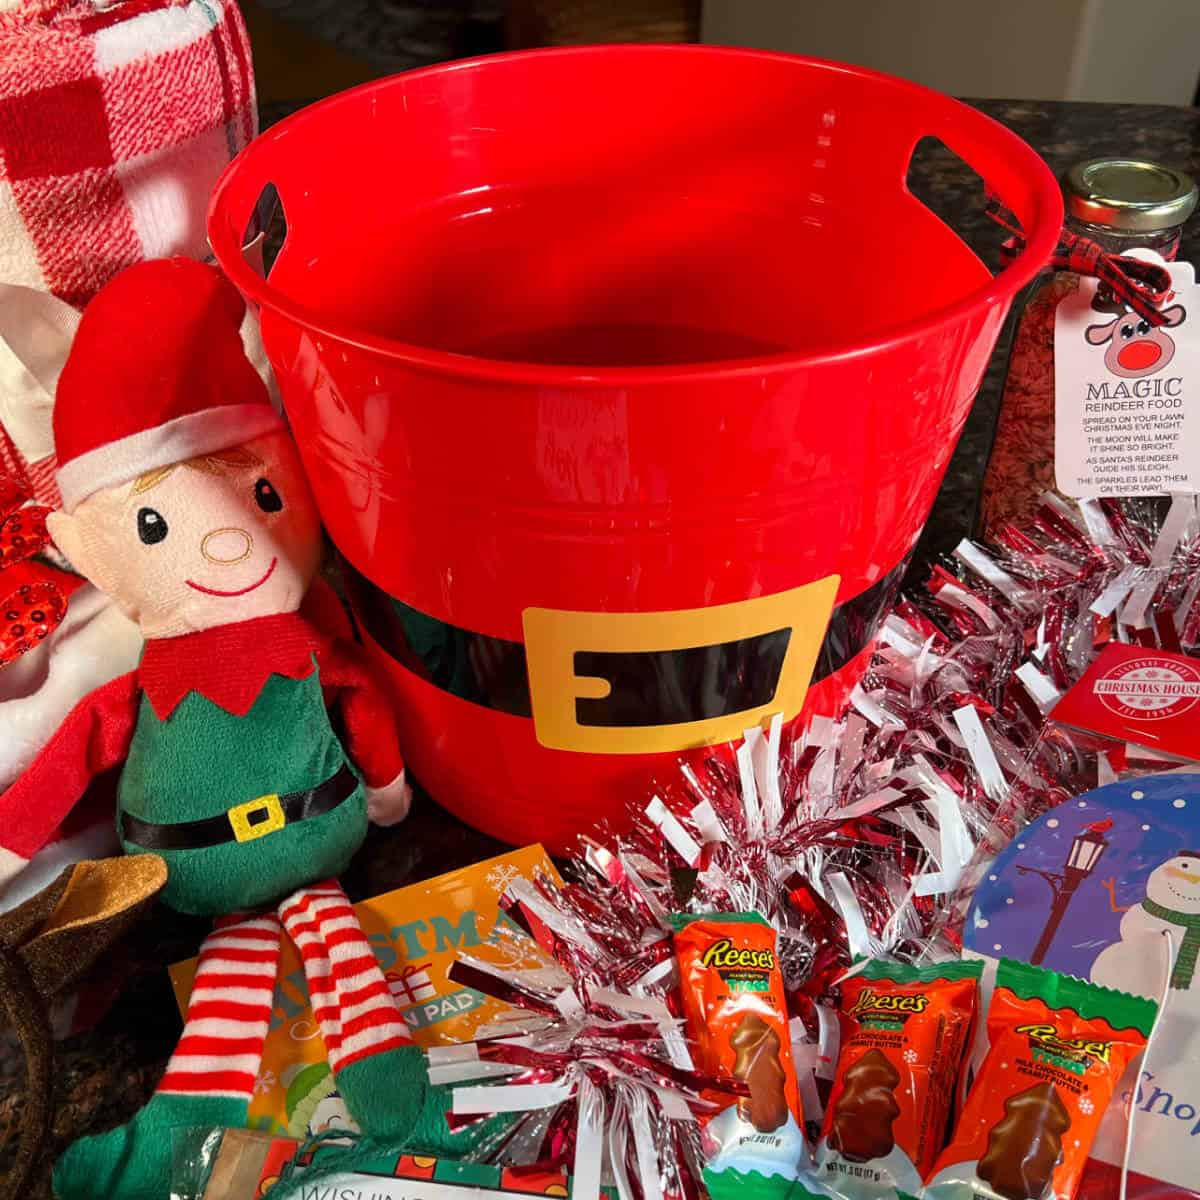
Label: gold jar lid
xmin=1064 ymin=158 xmax=1198 ymax=232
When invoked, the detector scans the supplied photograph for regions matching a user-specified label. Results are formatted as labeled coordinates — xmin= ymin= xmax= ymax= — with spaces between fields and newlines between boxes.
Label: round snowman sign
xmin=965 ymin=772 xmax=1200 ymax=1198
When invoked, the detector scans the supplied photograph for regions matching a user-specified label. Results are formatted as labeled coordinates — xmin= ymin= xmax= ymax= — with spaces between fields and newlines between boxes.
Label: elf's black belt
xmin=120 ymin=763 xmax=357 ymax=852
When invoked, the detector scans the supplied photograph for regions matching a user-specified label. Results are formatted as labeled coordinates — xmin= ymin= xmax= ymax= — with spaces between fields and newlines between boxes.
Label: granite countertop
xmin=915 ymin=99 xmax=1200 ymax=570
xmin=5 ymin=95 xmax=1200 ymax=1198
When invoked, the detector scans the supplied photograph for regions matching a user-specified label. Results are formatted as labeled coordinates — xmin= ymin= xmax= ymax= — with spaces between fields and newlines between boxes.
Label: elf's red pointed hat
xmin=54 ymin=258 xmax=283 ymax=512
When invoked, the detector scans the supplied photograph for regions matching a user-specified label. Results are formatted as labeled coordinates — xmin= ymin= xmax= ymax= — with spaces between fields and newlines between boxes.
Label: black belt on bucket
xmin=121 ymin=763 xmax=357 ymax=852
xmin=341 ymin=559 xmax=907 ymax=729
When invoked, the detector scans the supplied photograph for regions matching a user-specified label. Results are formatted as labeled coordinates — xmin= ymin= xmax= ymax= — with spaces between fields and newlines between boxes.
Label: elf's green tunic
xmin=118 ymin=666 xmax=367 ymax=916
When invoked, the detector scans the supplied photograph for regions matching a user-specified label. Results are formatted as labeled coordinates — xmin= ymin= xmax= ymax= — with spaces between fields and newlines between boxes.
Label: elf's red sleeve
xmin=318 ymin=640 xmax=404 ymax=788
xmin=0 ymin=670 xmax=140 ymax=868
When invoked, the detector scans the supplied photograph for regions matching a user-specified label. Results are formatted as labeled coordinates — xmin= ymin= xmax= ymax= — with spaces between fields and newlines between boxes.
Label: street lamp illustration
xmin=1017 ymin=819 xmax=1111 ymax=966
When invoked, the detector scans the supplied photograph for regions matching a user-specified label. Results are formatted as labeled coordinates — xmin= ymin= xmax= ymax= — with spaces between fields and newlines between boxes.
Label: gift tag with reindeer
xmin=1055 ymin=251 xmax=1199 ymax=497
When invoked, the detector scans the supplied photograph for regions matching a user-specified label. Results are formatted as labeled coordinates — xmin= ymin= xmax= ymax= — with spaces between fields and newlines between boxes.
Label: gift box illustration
xmin=208 ymin=46 xmax=1061 ymax=850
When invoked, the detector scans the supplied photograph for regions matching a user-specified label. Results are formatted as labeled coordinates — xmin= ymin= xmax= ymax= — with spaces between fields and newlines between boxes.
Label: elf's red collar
xmin=138 ymin=612 xmax=326 ymax=719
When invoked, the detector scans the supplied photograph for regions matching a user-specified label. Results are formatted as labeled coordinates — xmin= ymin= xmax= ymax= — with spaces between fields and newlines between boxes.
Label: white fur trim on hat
xmin=56 ymin=404 xmax=286 ymax=512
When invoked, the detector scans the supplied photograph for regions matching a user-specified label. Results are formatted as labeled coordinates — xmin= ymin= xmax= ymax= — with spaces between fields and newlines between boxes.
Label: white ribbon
xmin=953 ymin=705 xmax=1008 ymax=803
xmin=586 ymin=987 xmax=693 ymax=1071
xmin=573 ymin=1075 xmax=606 ymax=1200
xmin=826 ymin=870 xmax=872 ymax=962
xmin=1119 ymin=496 xmax=1197 ymax=628
xmin=607 ymin=1093 xmax=636 ymax=1200
xmin=751 ymin=713 xmax=784 ymax=832
xmin=427 ymin=1055 xmax=526 ymax=1086
xmin=937 ymin=580 xmax=1002 ymax=630
xmin=644 ymin=797 xmax=702 ymax=867
xmin=953 ymin=539 xmax=1036 ymax=611
xmin=688 ymin=799 xmax=725 ymax=846
xmin=907 ymin=756 xmax=974 ymax=897
xmin=734 ymin=737 xmax=761 ymax=839
xmin=1015 ymin=662 xmax=1061 ymax=713
xmin=1120 ymin=569 xmax=1167 ymax=631
xmin=618 ymin=851 xmax=673 ymax=926
xmin=629 ymin=1087 xmax=665 ymax=1200
xmin=453 ymin=1079 xmax=574 ymax=1114
xmin=1152 ymin=494 xmax=1196 ymax=568
xmin=835 ymin=787 xmax=905 ymax=820
xmin=835 ymin=714 xmax=867 ymax=794
xmin=504 ymin=877 xmax=606 ymax=961
xmin=850 ymin=683 xmax=903 ymax=730
xmin=630 ymin=954 xmax=677 ymax=998
xmin=1090 ymin=564 xmax=1141 ymax=618
xmin=1077 ymin=498 xmax=1119 ymax=548
xmin=555 ymin=987 xmax=585 ymax=1019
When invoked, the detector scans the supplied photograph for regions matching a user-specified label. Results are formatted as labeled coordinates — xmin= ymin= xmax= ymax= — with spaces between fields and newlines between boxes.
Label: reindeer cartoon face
xmin=1085 ymin=304 xmax=1186 ymax=379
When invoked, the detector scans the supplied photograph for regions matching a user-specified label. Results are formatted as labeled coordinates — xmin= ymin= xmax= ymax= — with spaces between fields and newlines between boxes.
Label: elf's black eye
xmin=136 ymin=508 xmax=168 ymax=545
xmin=254 ymin=477 xmax=283 ymax=513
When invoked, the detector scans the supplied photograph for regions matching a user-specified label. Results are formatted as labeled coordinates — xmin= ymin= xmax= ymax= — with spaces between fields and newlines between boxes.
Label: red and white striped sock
xmin=157 ymin=912 xmax=281 ymax=1099
xmin=48 ymin=912 xmax=281 ymax=1200
xmin=279 ymin=881 xmax=413 ymax=1074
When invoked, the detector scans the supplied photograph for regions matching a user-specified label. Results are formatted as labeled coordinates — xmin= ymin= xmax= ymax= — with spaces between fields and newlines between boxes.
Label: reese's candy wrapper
xmin=925 ymin=959 xmax=1157 ymax=1200
xmin=670 ymin=912 xmax=808 ymax=1187
xmin=811 ymin=958 xmax=982 ymax=1199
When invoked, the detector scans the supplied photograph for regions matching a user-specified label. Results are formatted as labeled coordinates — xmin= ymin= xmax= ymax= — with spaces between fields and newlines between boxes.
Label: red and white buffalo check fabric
xmin=0 ymin=0 xmax=256 ymax=311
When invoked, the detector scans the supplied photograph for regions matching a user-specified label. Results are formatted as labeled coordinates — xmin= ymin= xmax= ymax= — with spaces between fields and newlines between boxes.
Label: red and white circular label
xmin=1093 ymin=655 xmax=1200 ymax=721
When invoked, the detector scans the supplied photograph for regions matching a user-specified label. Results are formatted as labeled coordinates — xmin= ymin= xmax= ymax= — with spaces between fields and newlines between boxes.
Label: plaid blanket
xmin=0 ymin=0 xmax=256 ymax=311
xmin=0 ymin=0 xmax=257 ymax=505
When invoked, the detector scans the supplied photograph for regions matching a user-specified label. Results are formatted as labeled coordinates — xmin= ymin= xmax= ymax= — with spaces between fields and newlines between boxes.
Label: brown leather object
xmin=0 ymin=857 xmax=166 ymax=1200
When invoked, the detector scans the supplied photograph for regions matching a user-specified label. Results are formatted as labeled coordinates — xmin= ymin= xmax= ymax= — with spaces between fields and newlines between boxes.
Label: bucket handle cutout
xmin=905 ymin=136 xmax=1011 ymax=273
xmin=892 ymin=102 xmax=1059 ymax=283
xmin=239 ymin=181 xmax=285 ymax=282
xmin=210 ymin=155 xmax=329 ymax=329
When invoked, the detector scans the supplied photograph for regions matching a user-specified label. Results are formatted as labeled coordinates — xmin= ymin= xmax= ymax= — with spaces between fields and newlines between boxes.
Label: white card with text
xmin=1055 ymin=254 xmax=1200 ymax=497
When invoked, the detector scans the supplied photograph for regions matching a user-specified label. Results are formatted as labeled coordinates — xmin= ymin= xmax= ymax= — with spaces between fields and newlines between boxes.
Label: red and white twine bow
xmin=986 ymin=191 xmax=1177 ymax=326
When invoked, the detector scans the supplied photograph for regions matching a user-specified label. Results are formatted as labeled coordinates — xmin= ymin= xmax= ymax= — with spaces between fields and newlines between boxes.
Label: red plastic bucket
xmin=209 ymin=46 xmax=1060 ymax=851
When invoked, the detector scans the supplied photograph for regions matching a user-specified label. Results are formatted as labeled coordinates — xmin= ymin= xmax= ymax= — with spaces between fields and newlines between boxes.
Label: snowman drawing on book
xmin=963 ymin=773 xmax=1200 ymax=1197
xmin=1093 ymin=852 xmax=1200 ymax=993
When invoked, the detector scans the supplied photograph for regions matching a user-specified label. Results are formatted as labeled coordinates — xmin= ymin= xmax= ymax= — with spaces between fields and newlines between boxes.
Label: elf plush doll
xmin=0 ymin=259 xmax=429 ymax=1199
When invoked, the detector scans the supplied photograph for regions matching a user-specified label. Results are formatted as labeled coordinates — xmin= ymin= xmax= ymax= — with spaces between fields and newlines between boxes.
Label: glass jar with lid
xmin=979 ymin=158 xmax=1197 ymax=537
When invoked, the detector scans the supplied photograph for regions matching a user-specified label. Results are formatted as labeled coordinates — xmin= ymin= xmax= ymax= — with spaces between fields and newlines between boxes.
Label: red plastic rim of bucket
xmin=208 ymin=44 xmax=1062 ymax=385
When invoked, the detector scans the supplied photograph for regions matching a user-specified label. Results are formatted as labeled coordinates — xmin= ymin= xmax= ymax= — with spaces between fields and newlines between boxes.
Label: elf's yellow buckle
xmin=522 ymin=576 xmax=840 ymax=755
xmin=229 ymin=793 xmax=285 ymax=842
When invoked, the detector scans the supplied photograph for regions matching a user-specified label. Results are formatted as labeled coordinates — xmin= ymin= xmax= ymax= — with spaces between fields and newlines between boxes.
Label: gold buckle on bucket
xmin=229 ymin=793 xmax=286 ymax=842
xmin=522 ymin=577 xmax=840 ymax=755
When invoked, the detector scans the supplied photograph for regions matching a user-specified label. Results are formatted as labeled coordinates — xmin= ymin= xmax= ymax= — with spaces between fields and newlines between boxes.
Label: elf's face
xmin=48 ymin=431 xmax=322 ymax=639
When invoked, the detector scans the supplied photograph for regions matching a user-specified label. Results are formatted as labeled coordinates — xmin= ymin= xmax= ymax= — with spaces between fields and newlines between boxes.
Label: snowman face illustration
xmin=309 ymin=1094 xmax=360 ymax=1137
xmin=1146 ymin=853 xmax=1200 ymax=911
